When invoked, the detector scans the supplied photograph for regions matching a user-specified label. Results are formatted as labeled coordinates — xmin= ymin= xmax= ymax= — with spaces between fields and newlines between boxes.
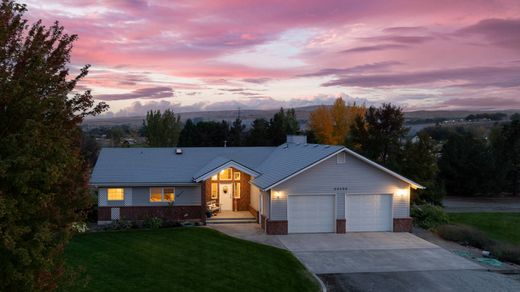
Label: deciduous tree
xmin=142 ymin=109 xmax=182 ymax=147
xmin=0 ymin=1 xmax=107 ymax=289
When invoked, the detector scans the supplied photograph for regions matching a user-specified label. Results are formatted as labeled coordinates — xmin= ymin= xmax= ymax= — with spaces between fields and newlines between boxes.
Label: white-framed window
xmin=107 ymin=188 xmax=125 ymax=201
xmin=211 ymin=183 xmax=218 ymax=199
xmin=234 ymin=182 xmax=241 ymax=199
xmin=211 ymin=174 xmax=218 ymax=181
xmin=219 ymin=168 xmax=232 ymax=180
xmin=149 ymin=187 xmax=175 ymax=202
xmin=234 ymin=171 xmax=241 ymax=180
xmin=337 ymin=152 xmax=346 ymax=164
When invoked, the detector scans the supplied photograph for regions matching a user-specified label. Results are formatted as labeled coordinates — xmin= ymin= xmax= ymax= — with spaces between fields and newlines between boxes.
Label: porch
xmin=206 ymin=210 xmax=257 ymax=224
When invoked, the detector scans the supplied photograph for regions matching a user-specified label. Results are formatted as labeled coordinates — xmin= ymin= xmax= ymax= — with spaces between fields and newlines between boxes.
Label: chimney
xmin=286 ymin=135 xmax=307 ymax=144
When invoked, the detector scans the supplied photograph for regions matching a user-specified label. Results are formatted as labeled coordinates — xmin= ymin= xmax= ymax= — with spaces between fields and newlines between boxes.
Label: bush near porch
xmin=62 ymin=228 xmax=319 ymax=291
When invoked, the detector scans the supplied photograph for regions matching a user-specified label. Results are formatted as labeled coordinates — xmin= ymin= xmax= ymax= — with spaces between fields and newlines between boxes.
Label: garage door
xmin=288 ymin=195 xmax=335 ymax=233
xmin=346 ymin=194 xmax=392 ymax=232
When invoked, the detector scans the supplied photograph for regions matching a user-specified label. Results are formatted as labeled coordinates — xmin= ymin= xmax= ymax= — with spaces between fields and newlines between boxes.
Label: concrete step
xmin=207 ymin=219 xmax=258 ymax=224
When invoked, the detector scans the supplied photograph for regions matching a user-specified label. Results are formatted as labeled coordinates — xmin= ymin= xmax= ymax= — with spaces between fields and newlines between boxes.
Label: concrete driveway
xmin=278 ymin=232 xmax=481 ymax=274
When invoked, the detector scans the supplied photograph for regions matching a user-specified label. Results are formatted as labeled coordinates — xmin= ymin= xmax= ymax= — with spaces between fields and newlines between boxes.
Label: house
xmin=90 ymin=135 xmax=423 ymax=235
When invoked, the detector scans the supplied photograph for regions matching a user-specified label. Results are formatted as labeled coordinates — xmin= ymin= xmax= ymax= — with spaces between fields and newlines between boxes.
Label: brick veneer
xmin=393 ymin=217 xmax=413 ymax=232
xmin=266 ymin=220 xmax=288 ymax=235
xmin=98 ymin=206 xmax=204 ymax=222
xmin=336 ymin=219 xmax=346 ymax=233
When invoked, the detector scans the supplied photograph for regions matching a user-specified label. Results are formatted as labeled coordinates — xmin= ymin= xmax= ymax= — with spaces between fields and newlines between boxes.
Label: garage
xmin=346 ymin=194 xmax=392 ymax=232
xmin=288 ymin=194 xmax=335 ymax=233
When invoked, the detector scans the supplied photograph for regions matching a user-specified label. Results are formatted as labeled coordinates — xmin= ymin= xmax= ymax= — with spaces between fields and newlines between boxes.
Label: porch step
xmin=206 ymin=218 xmax=257 ymax=224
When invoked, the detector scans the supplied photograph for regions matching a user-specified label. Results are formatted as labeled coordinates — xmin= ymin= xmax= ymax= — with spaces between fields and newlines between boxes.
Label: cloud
xmin=95 ymin=86 xmax=174 ymax=101
xmin=299 ymin=61 xmax=402 ymax=77
xmin=341 ymin=44 xmax=409 ymax=53
xmin=101 ymin=92 xmax=369 ymax=117
xmin=242 ymin=77 xmax=272 ymax=84
xmin=458 ymin=18 xmax=520 ymax=50
xmin=440 ymin=97 xmax=520 ymax=109
xmin=322 ymin=66 xmax=520 ymax=88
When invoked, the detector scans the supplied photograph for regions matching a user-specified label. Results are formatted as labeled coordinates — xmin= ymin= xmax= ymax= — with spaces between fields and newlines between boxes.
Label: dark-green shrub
xmin=491 ymin=243 xmax=520 ymax=265
xmin=411 ymin=204 xmax=449 ymax=229
xmin=436 ymin=224 xmax=494 ymax=249
xmin=144 ymin=217 xmax=163 ymax=229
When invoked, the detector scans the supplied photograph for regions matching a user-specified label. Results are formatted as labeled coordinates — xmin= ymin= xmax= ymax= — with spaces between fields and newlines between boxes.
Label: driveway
xmin=210 ymin=225 xmax=520 ymax=291
xmin=278 ymin=232 xmax=480 ymax=274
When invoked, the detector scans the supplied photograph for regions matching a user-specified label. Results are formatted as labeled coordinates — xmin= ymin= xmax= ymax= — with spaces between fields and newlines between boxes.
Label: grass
xmin=448 ymin=212 xmax=520 ymax=245
xmin=63 ymin=227 xmax=319 ymax=292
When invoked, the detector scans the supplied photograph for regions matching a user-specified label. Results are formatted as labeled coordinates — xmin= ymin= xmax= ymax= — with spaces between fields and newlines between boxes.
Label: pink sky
xmin=23 ymin=0 xmax=520 ymax=116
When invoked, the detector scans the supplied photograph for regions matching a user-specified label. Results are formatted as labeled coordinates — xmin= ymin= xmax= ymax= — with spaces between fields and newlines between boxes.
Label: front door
xmin=219 ymin=183 xmax=233 ymax=211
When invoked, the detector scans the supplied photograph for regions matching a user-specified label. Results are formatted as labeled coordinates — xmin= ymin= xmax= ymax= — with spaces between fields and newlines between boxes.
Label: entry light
xmin=396 ymin=189 xmax=408 ymax=197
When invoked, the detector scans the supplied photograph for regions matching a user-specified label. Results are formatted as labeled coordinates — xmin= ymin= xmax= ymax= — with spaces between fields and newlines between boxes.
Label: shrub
xmin=491 ymin=243 xmax=520 ymax=265
xmin=411 ymin=204 xmax=449 ymax=229
xmin=71 ymin=222 xmax=89 ymax=233
xmin=105 ymin=220 xmax=132 ymax=231
xmin=436 ymin=224 xmax=494 ymax=249
xmin=144 ymin=217 xmax=163 ymax=229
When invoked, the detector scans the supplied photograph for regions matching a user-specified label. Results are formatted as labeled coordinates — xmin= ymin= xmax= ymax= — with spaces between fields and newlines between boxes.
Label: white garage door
xmin=346 ymin=194 xmax=392 ymax=232
xmin=288 ymin=195 xmax=335 ymax=233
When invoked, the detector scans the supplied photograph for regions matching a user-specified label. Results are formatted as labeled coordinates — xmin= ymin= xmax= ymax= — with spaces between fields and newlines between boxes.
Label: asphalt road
xmin=319 ymin=270 xmax=520 ymax=292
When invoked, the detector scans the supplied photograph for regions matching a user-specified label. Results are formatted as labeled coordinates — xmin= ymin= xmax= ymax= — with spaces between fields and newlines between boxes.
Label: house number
xmin=333 ymin=187 xmax=348 ymax=191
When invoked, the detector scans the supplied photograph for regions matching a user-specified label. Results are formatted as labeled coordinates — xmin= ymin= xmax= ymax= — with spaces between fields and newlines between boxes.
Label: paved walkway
xmin=207 ymin=223 xmax=285 ymax=248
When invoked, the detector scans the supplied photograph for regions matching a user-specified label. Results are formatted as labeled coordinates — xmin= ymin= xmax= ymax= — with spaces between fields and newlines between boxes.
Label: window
xmin=219 ymin=168 xmax=232 ymax=180
xmin=234 ymin=182 xmax=241 ymax=199
xmin=211 ymin=183 xmax=218 ymax=199
xmin=211 ymin=174 xmax=218 ymax=181
xmin=337 ymin=152 xmax=346 ymax=164
xmin=150 ymin=187 xmax=175 ymax=202
xmin=164 ymin=188 xmax=175 ymax=202
xmin=107 ymin=188 xmax=124 ymax=201
xmin=234 ymin=171 xmax=241 ymax=180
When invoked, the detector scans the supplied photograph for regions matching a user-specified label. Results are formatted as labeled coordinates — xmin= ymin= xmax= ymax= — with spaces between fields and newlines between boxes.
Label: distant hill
xmin=82 ymin=106 xmax=520 ymax=129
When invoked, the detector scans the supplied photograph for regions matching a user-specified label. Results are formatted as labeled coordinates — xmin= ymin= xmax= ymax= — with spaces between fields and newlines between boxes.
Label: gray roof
xmin=91 ymin=143 xmax=423 ymax=189
xmin=90 ymin=147 xmax=275 ymax=185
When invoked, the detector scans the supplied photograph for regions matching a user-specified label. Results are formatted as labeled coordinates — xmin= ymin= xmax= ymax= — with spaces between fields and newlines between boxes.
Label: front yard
xmin=63 ymin=227 xmax=319 ymax=291
xmin=449 ymin=212 xmax=520 ymax=245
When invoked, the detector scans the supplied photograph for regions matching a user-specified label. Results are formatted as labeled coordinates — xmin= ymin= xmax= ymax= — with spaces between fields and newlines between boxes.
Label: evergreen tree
xmin=247 ymin=118 xmax=271 ymax=146
xmin=269 ymin=108 xmax=300 ymax=145
xmin=229 ymin=118 xmax=245 ymax=146
xmin=178 ymin=119 xmax=197 ymax=146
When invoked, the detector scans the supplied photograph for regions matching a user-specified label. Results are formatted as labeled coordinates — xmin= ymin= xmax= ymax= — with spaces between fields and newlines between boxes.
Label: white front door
xmin=219 ymin=183 xmax=233 ymax=211
xmin=288 ymin=194 xmax=335 ymax=233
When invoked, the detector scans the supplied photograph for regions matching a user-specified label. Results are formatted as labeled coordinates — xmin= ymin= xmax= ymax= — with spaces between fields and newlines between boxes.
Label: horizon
xmin=22 ymin=0 xmax=520 ymax=117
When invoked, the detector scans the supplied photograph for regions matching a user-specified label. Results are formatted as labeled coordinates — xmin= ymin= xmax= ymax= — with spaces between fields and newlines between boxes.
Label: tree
xmin=142 ymin=109 xmax=182 ymax=147
xmin=247 ymin=118 xmax=271 ymax=146
xmin=269 ymin=108 xmax=300 ymax=145
xmin=309 ymin=98 xmax=365 ymax=145
xmin=229 ymin=118 xmax=245 ymax=146
xmin=177 ymin=119 xmax=197 ymax=146
xmin=308 ymin=106 xmax=334 ymax=144
xmin=438 ymin=132 xmax=494 ymax=196
xmin=349 ymin=104 xmax=408 ymax=169
xmin=511 ymin=113 xmax=520 ymax=121
xmin=401 ymin=132 xmax=444 ymax=204
xmin=0 ymin=1 xmax=107 ymax=290
xmin=490 ymin=121 xmax=520 ymax=195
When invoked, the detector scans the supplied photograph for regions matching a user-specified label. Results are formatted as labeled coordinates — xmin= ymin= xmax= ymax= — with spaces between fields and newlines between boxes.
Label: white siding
xmin=98 ymin=186 xmax=201 ymax=206
xmin=271 ymin=152 xmax=410 ymax=220
xmin=261 ymin=191 xmax=270 ymax=216
xmin=336 ymin=193 xmax=346 ymax=219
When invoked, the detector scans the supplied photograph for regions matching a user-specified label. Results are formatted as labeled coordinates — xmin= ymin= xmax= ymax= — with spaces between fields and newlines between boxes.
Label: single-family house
xmin=90 ymin=135 xmax=423 ymax=234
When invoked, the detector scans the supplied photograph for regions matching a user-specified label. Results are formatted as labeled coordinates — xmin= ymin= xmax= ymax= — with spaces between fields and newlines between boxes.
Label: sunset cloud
xmin=21 ymin=0 xmax=520 ymax=112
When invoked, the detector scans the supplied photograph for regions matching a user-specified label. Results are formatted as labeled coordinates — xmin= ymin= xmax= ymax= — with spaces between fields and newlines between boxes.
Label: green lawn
xmin=449 ymin=212 xmax=520 ymax=245
xmin=63 ymin=227 xmax=319 ymax=292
